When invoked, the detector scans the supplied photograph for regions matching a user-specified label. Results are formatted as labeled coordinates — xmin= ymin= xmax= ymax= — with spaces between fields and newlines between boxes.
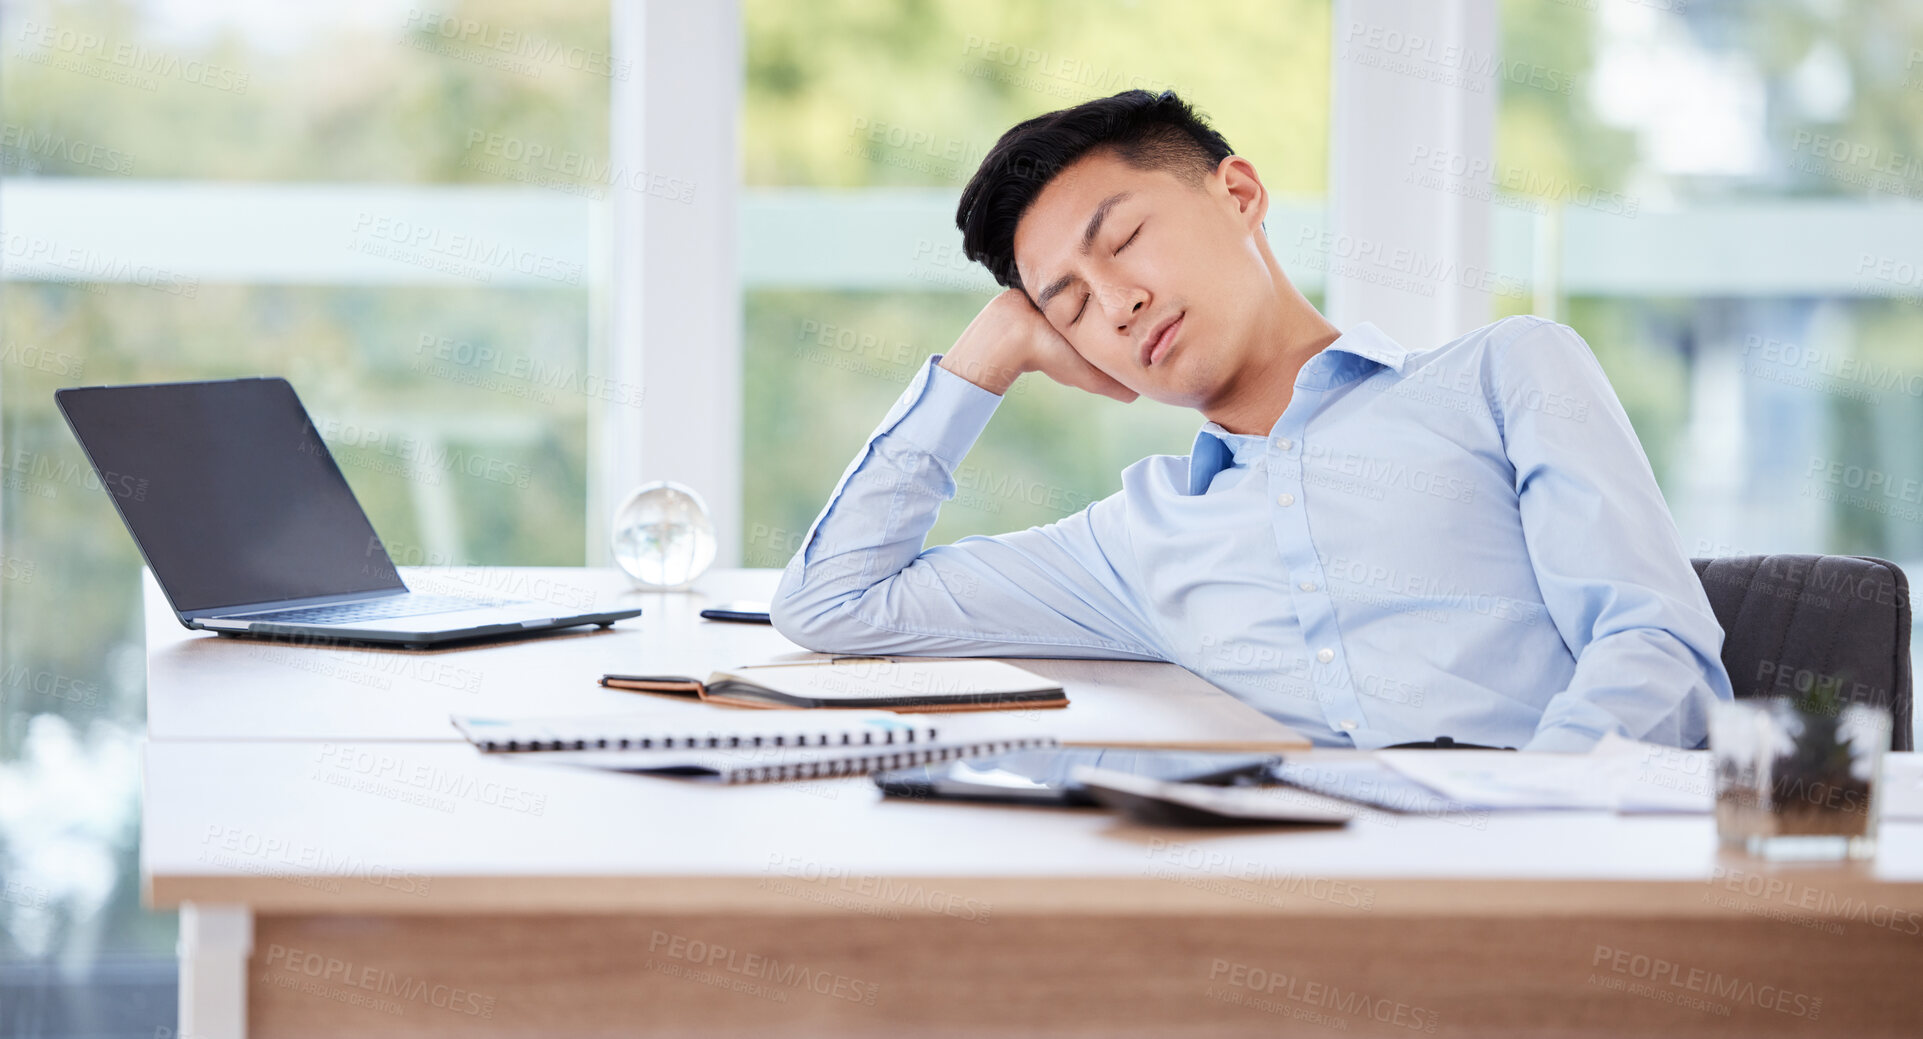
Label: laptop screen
xmin=56 ymin=377 xmax=405 ymax=614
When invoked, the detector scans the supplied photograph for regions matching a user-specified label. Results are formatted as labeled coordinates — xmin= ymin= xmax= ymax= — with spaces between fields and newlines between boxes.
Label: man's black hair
xmin=955 ymin=89 xmax=1234 ymax=294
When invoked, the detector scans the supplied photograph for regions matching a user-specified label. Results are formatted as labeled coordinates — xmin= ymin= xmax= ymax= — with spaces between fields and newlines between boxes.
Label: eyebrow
xmin=1033 ymin=190 xmax=1134 ymax=312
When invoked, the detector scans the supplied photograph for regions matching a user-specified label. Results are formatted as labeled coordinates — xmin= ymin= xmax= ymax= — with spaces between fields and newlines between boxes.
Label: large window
xmin=1490 ymin=0 xmax=1923 ymax=609
xmin=1 ymin=0 xmax=611 ymax=1027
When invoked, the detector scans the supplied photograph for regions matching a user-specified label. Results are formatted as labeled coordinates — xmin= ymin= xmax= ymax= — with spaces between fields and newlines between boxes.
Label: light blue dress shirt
xmin=771 ymin=315 xmax=1733 ymax=751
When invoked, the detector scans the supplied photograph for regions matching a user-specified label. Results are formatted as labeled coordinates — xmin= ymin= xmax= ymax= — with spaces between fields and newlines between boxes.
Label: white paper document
xmin=1377 ymin=734 xmax=1715 ymax=813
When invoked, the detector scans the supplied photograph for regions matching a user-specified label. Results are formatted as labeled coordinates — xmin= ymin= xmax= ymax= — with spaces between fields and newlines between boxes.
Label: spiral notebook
xmin=451 ymin=712 xmax=1057 ymax=785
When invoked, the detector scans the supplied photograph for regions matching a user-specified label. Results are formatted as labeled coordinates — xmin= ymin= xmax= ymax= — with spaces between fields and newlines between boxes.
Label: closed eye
xmin=1069 ymin=224 xmax=1144 ymax=327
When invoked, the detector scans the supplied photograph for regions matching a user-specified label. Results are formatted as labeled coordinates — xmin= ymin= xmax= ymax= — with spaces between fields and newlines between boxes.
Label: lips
xmin=1140 ymin=311 xmax=1184 ymax=368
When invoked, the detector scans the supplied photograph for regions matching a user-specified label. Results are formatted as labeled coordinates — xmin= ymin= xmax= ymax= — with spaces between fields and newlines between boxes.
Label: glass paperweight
xmin=1710 ymin=695 xmax=1890 ymax=862
xmin=610 ymin=480 xmax=717 ymax=591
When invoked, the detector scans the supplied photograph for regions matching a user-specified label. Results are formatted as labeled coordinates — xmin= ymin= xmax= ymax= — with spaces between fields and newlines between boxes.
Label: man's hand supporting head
xmin=939 ymin=288 xmax=1138 ymax=402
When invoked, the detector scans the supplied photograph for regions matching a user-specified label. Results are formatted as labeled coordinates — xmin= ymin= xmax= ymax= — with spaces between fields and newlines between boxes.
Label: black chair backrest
xmin=1691 ymin=555 xmax=1912 ymax=751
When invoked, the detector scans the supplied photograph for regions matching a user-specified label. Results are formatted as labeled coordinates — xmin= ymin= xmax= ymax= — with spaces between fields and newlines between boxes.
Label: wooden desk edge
xmin=146 ymin=873 xmax=1923 ymax=919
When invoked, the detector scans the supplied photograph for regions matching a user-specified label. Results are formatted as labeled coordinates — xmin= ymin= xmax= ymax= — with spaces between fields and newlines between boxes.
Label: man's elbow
xmin=768 ymin=568 xmax=860 ymax=653
xmin=771 ymin=584 xmax=905 ymax=655
xmin=768 ymin=592 xmax=835 ymax=652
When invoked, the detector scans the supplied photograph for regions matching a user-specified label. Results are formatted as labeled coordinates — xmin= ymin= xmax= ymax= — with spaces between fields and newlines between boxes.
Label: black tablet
xmin=874 ymin=748 xmax=1276 ymax=806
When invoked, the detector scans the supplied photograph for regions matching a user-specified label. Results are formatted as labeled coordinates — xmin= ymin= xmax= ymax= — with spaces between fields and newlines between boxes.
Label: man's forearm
xmin=769 ymin=353 xmax=1160 ymax=661
xmin=937 ymin=341 xmax=1023 ymax=396
xmin=769 ymin=356 xmax=1003 ymax=650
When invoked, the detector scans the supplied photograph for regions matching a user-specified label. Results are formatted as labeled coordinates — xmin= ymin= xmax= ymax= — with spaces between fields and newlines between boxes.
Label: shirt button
xmin=1299 ymin=581 xmax=1317 ymax=592
xmin=1277 ymin=493 xmax=1296 ymax=507
xmin=1316 ymin=647 xmax=1335 ymax=663
xmin=1276 ymin=438 xmax=1293 ymax=451
xmin=1339 ymin=719 xmax=1359 ymax=732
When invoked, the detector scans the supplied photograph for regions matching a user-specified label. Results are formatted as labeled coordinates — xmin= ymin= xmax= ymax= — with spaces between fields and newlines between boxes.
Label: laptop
xmin=56 ymin=376 xmax=642 ymax=649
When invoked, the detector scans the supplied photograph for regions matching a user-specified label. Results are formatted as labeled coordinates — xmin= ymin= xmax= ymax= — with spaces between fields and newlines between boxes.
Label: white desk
xmin=144 ymin=568 xmax=1923 ymax=1038
xmin=143 ymin=567 xmax=1311 ymax=749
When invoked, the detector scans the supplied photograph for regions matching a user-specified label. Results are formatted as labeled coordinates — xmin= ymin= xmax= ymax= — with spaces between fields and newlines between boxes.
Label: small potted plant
xmin=1710 ymin=680 xmax=1891 ymax=860
xmin=1766 ymin=685 xmax=1875 ymax=839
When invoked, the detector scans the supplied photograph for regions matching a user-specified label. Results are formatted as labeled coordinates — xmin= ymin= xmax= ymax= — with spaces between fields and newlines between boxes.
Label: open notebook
xmin=451 ymin=711 xmax=1056 ymax=784
xmin=599 ymin=656 xmax=1068 ymax=712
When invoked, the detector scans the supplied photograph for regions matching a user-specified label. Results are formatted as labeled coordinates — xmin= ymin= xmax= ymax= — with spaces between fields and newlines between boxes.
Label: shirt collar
xmin=1184 ymin=322 xmax=1414 ymax=496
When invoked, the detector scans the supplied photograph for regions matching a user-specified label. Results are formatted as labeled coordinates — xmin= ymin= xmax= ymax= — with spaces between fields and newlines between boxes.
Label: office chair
xmin=1691 ymin=555 xmax=1913 ymax=751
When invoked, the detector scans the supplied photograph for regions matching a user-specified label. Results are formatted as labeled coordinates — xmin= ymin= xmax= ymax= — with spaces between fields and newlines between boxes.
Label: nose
xmin=1099 ymin=284 xmax=1148 ymax=332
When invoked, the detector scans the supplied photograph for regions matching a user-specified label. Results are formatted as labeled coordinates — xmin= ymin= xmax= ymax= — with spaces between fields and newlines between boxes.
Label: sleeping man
xmin=770 ymin=89 xmax=1732 ymax=750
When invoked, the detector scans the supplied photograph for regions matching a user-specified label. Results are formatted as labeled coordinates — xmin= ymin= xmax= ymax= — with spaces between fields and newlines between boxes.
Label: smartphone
xmin=698 ymin=600 xmax=772 ymax=624
xmin=874 ymin=749 xmax=1277 ymax=806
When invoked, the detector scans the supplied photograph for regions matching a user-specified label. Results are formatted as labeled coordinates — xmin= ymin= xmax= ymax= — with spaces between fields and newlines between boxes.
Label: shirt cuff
xmin=878 ymin=355 xmax=1004 ymax=469
xmin=1521 ymin=724 xmax=1606 ymax=753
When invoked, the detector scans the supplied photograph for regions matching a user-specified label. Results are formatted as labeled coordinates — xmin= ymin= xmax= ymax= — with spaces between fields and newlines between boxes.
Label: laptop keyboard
xmin=233 ymin=594 xmax=518 ymax=626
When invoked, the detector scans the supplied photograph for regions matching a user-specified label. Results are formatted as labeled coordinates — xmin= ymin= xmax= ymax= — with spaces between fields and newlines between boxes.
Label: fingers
xmin=1040 ymin=338 xmax=1138 ymax=403
xmin=983 ymin=289 xmax=1137 ymax=403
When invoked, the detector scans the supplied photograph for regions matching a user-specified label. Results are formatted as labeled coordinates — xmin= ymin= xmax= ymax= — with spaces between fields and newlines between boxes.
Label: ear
xmin=1215 ymin=155 xmax=1268 ymax=231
